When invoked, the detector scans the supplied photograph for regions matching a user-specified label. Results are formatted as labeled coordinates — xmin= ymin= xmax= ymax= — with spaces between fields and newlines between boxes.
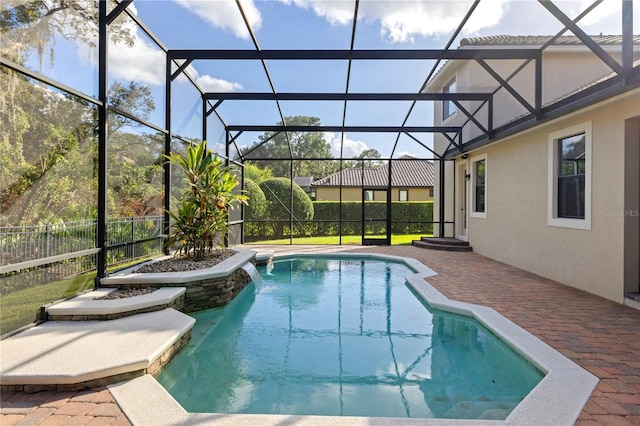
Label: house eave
xmin=444 ymin=73 xmax=640 ymax=159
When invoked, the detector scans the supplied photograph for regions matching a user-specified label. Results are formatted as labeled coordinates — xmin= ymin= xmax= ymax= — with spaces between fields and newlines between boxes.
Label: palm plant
xmin=165 ymin=141 xmax=247 ymax=259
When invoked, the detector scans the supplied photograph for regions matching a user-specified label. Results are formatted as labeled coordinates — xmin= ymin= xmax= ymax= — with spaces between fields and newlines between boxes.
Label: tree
xmin=354 ymin=148 xmax=382 ymax=168
xmin=0 ymin=74 xmax=97 ymax=225
xmin=0 ymin=75 xmax=160 ymax=225
xmin=0 ymin=0 xmax=134 ymax=64
xmin=243 ymin=116 xmax=339 ymax=178
xmin=243 ymin=163 xmax=273 ymax=183
xmin=259 ymin=178 xmax=313 ymax=238
xmin=107 ymin=81 xmax=155 ymax=132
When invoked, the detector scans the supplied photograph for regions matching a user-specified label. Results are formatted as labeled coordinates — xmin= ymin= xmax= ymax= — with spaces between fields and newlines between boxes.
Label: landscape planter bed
xmin=100 ymin=249 xmax=257 ymax=312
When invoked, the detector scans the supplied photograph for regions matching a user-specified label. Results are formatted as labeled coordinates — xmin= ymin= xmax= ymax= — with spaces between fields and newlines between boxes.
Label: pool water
xmin=157 ymin=257 xmax=543 ymax=419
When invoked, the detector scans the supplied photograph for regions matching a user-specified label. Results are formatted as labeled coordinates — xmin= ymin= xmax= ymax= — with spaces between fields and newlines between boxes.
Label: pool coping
xmin=109 ymin=252 xmax=598 ymax=426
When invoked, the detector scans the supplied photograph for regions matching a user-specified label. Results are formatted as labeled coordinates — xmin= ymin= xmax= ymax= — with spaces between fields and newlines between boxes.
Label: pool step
xmin=412 ymin=237 xmax=473 ymax=252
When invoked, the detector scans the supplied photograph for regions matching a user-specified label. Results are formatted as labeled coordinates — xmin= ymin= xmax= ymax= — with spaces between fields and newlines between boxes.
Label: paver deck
xmin=2 ymin=245 xmax=639 ymax=425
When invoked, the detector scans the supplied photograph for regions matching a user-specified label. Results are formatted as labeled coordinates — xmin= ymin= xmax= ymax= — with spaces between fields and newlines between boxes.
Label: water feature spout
xmin=242 ymin=262 xmax=263 ymax=289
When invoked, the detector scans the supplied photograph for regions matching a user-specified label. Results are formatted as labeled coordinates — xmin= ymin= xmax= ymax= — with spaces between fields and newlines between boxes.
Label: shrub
xmin=164 ymin=141 xmax=247 ymax=259
xmin=244 ymin=178 xmax=266 ymax=220
xmin=259 ymin=178 xmax=314 ymax=238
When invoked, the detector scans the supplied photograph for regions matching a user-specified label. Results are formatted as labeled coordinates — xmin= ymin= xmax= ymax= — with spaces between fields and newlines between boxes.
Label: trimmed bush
xmin=244 ymin=178 xmax=266 ymax=220
xmin=259 ymin=178 xmax=314 ymax=238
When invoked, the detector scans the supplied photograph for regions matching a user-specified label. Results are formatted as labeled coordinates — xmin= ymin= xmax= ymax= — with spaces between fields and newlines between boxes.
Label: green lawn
xmin=245 ymin=233 xmax=429 ymax=246
xmin=1 ymin=273 xmax=95 ymax=335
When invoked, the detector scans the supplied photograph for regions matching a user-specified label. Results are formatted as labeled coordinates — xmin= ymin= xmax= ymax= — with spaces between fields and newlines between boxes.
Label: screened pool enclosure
xmin=1 ymin=0 xmax=637 ymax=333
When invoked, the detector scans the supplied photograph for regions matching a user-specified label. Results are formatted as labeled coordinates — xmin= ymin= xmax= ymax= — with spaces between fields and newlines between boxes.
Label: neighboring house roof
xmin=293 ymin=176 xmax=314 ymax=187
xmin=312 ymin=157 xmax=434 ymax=188
xmin=459 ymin=34 xmax=640 ymax=47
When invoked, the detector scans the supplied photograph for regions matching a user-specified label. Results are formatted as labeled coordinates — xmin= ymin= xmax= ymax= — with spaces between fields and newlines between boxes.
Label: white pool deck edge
xmin=109 ymin=251 xmax=598 ymax=426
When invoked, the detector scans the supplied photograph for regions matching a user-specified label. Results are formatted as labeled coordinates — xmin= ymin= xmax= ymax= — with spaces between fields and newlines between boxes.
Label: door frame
xmin=455 ymin=160 xmax=469 ymax=241
xmin=361 ymin=187 xmax=391 ymax=245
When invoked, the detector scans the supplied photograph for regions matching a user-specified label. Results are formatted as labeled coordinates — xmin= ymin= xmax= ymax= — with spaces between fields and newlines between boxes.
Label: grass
xmin=0 ymin=256 xmax=159 ymax=335
xmin=1 ymin=272 xmax=95 ymax=335
xmin=245 ymin=233 xmax=429 ymax=246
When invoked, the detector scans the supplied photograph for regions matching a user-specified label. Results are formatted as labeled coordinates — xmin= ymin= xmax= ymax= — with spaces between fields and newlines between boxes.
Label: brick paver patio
xmin=350 ymin=246 xmax=640 ymax=426
xmin=2 ymin=246 xmax=639 ymax=425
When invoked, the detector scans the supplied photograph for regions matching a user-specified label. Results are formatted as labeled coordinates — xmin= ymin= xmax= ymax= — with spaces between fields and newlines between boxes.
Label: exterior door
xmin=456 ymin=161 xmax=469 ymax=241
xmin=362 ymin=188 xmax=390 ymax=245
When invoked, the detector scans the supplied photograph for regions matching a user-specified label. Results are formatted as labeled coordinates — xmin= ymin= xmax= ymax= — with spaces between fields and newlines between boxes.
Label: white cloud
xmin=92 ymin=31 xmax=242 ymax=90
xmin=173 ymin=0 xmax=261 ymax=39
xmin=279 ymin=0 xmax=508 ymax=43
xmin=175 ymin=62 xmax=243 ymax=91
xmin=279 ymin=0 xmax=355 ymax=25
xmin=107 ymin=36 xmax=165 ymax=86
xmin=395 ymin=150 xmax=413 ymax=158
xmin=577 ymin=0 xmax=620 ymax=26
xmin=325 ymin=132 xmax=368 ymax=158
xmin=195 ymin=75 xmax=243 ymax=92
xmin=77 ymin=3 xmax=165 ymax=85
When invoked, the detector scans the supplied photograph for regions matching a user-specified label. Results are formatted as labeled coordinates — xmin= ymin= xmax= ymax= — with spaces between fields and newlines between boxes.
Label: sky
xmin=12 ymin=0 xmax=637 ymax=159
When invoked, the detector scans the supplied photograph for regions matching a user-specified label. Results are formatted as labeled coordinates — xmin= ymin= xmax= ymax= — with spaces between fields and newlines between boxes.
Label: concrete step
xmin=420 ymin=237 xmax=470 ymax=246
xmin=46 ymin=287 xmax=186 ymax=321
xmin=412 ymin=237 xmax=473 ymax=252
xmin=0 ymin=308 xmax=195 ymax=391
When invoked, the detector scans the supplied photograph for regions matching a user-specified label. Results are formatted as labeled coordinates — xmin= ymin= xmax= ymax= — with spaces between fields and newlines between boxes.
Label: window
xmin=429 ymin=188 xmax=434 ymax=198
xmin=399 ymin=190 xmax=408 ymax=201
xmin=548 ymin=122 xmax=592 ymax=230
xmin=364 ymin=190 xmax=374 ymax=201
xmin=470 ymin=154 xmax=487 ymax=218
xmin=558 ymin=135 xmax=585 ymax=218
xmin=443 ymin=77 xmax=457 ymax=120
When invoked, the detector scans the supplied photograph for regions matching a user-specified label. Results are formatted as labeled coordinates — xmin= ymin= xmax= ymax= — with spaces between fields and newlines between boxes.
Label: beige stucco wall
xmin=315 ymin=187 xmax=433 ymax=202
xmin=458 ymin=93 xmax=639 ymax=303
xmin=315 ymin=187 xmax=361 ymax=201
xmin=433 ymin=47 xmax=640 ymax=142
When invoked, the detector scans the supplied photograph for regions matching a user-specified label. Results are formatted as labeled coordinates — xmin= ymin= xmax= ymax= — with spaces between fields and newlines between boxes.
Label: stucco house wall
xmin=435 ymin=46 xmax=639 ymax=143
xmin=315 ymin=187 xmax=433 ymax=202
xmin=430 ymin=37 xmax=640 ymax=303
xmin=463 ymin=94 xmax=639 ymax=303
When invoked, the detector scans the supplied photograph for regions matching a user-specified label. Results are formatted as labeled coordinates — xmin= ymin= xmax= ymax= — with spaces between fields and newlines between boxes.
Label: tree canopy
xmin=243 ymin=116 xmax=340 ymax=179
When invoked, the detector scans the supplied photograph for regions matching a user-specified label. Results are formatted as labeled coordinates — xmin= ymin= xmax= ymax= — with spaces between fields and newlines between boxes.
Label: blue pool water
xmin=157 ymin=257 xmax=543 ymax=419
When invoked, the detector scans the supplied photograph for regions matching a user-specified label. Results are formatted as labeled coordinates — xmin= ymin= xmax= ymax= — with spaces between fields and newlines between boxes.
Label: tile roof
xmin=312 ymin=158 xmax=434 ymax=188
xmin=459 ymin=34 xmax=640 ymax=47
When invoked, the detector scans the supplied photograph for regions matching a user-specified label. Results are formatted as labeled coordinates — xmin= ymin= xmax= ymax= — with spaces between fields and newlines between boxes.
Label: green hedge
xmin=310 ymin=201 xmax=433 ymax=235
xmin=244 ymin=201 xmax=433 ymax=241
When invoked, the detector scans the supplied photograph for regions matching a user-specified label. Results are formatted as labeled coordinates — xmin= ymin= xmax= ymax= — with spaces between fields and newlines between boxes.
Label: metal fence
xmin=0 ymin=220 xmax=97 ymax=267
xmin=0 ymin=216 xmax=164 ymax=294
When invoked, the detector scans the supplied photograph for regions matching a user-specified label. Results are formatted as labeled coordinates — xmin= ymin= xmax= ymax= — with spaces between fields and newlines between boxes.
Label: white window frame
xmin=547 ymin=121 xmax=592 ymax=230
xmin=442 ymin=77 xmax=457 ymax=122
xmin=470 ymin=154 xmax=487 ymax=219
xmin=399 ymin=189 xmax=408 ymax=202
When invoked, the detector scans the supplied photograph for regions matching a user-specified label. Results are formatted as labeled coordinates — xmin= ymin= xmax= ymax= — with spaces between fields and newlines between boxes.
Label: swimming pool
xmin=157 ymin=256 xmax=544 ymax=419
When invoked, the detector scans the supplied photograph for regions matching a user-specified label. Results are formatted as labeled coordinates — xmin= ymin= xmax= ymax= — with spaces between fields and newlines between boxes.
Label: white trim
xmin=547 ymin=121 xmax=592 ymax=230
xmin=470 ymin=153 xmax=488 ymax=219
xmin=442 ymin=75 xmax=458 ymax=123
xmin=455 ymin=160 xmax=469 ymax=241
